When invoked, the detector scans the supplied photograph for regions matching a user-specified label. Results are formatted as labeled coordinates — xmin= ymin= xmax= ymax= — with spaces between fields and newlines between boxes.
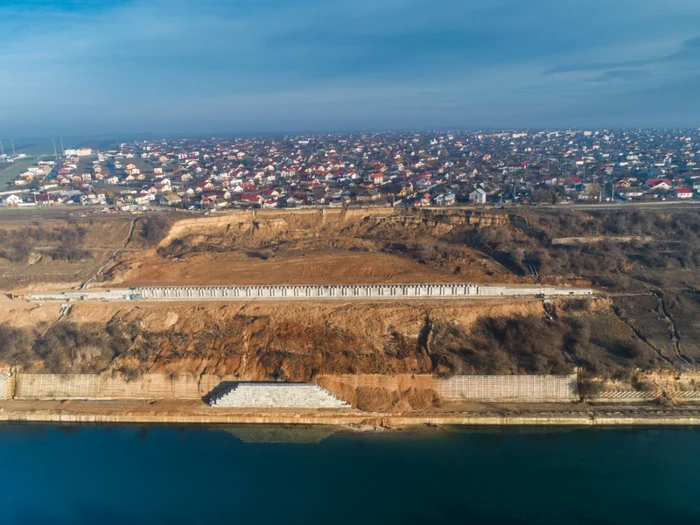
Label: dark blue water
xmin=1 ymin=425 xmax=699 ymax=524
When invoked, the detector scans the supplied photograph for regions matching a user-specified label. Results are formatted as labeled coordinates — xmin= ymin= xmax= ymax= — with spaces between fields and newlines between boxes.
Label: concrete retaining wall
xmin=14 ymin=373 xmax=225 ymax=400
xmin=13 ymin=372 xmax=579 ymax=403
xmin=27 ymin=283 xmax=592 ymax=302
xmin=9 ymin=372 xmax=700 ymax=406
xmin=436 ymin=374 xmax=579 ymax=402
xmin=0 ymin=369 xmax=12 ymax=400
xmin=135 ymin=284 xmax=592 ymax=300
xmin=13 ymin=372 xmax=581 ymax=403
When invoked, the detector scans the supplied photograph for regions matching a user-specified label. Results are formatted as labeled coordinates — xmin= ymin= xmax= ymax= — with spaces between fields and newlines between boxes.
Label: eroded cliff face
xmin=61 ymin=299 xmax=545 ymax=378
xmin=4 ymin=295 xmax=652 ymax=378
xmin=100 ymin=208 xmax=518 ymax=287
xmin=1 ymin=298 xmax=550 ymax=376
xmin=160 ymin=208 xmax=511 ymax=249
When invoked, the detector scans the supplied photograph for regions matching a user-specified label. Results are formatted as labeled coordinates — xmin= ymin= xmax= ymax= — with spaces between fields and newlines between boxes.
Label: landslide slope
xmin=100 ymin=208 xmax=522 ymax=287
xmin=0 ymin=297 xmax=668 ymax=380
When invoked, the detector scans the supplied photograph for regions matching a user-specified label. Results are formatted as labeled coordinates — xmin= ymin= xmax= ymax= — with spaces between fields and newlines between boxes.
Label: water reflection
xmin=212 ymin=424 xmax=339 ymax=443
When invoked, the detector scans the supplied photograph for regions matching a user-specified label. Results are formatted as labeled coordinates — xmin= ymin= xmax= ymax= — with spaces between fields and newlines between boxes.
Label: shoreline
xmin=3 ymin=400 xmax=700 ymax=428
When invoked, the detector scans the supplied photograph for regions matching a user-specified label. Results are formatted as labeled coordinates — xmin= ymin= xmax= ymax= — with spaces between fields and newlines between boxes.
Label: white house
xmin=2 ymin=194 xmax=22 ymax=207
xmin=469 ymin=188 xmax=487 ymax=204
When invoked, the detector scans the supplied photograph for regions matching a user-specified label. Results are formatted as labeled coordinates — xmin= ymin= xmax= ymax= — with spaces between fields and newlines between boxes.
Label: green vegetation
xmin=0 ymin=158 xmax=35 ymax=187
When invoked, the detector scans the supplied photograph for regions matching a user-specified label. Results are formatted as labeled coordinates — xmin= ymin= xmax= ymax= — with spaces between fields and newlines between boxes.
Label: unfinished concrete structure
xmin=209 ymin=383 xmax=351 ymax=409
xmin=27 ymin=283 xmax=593 ymax=302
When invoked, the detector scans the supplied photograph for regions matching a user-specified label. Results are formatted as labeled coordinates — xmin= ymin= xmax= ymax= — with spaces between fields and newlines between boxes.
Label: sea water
xmin=0 ymin=425 xmax=699 ymax=524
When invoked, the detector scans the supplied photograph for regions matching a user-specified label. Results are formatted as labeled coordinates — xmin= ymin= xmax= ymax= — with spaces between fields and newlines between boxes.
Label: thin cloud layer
xmin=1 ymin=0 xmax=700 ymax=136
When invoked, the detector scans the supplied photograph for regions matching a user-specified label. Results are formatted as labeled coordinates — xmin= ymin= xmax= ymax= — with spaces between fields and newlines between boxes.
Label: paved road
xmin=1 ymin=199 xmax=697 ymax=224
xmin=540 ymin=200 xmax=700 ymax=210
xmin=0 ymin=206 xmax=107 ymax=222
xmin=0 ymin=206 xmax=182 ymax=222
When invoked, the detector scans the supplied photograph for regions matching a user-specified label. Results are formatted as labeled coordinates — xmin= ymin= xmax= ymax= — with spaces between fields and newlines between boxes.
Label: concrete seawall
xmin=2 ymin=404 xmax=700 ymax=427
xmin=12 ymin=372 xmax=579 ymax=403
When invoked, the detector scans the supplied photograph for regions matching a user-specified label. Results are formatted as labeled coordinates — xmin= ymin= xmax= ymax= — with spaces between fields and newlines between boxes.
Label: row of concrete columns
xmin=137 ymin=284 xmax=486 ymax=299
xmin=134 ymin=284 xmax=592 ymax=300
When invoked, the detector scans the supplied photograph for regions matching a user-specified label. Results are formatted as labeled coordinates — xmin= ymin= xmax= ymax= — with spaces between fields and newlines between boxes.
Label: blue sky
xmin=2 ymin=0 xmax=700 ymax=136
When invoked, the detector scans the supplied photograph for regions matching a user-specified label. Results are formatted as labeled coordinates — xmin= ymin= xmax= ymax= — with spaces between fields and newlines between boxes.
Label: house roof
xmin=647 ymin=177 xmax=672 ymax=187
xmin=241 ymin=192 xmax=261 ymax=200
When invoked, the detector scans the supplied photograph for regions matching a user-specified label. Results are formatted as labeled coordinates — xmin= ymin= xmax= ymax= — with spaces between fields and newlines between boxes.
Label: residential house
xmin=434 ymin=192 xmax=456 ymax=206
xmin=240 ymin=192 xmax=263 ymax=205
xmin=617 ymin=187 xmax=645 ymax=200
xmin=469 ymin=188 xmax=487 ymax=204
xmin=674 ymin=187 xmax=693 ymax=199
xmin=2 ymin=194 xmax=22 ymax=207
xmin=367 ymin=172 xmax=384 ymax=185
xmin=646 ymin=178 xmax=672 ymax=191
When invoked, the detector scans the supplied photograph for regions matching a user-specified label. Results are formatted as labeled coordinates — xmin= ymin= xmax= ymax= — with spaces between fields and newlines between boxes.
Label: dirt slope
xmin=100 ymin=208 xmax=520 ymax=287
xmin=0 ymin=296 xmax=669 ymax=378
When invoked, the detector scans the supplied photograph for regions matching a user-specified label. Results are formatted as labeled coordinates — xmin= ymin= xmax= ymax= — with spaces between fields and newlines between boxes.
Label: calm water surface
xmin=1 ymin=424 xmax=699 ymax=524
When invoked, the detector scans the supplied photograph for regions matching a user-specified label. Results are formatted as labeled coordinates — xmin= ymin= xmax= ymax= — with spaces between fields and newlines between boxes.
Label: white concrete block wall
xmin=210 ymin=383 xmax=351 ymax=409
xmin=436 ymin=374 xmax=578 ymax=401
xmin=0 ymin=370 xmax=12 ymax=400
xmin=16 ymin=373 xmax=101 ymax=399
xmin=131 ymin=284 xmax=592 ymax=301
xmin=14 ymin=373 xmax=224 ymax=400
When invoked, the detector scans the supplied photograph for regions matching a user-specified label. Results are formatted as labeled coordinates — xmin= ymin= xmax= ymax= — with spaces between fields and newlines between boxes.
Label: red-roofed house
xmin=367 ymin=172 xmax=384 ymax=184
xmin=646 ymin=178 xmax=672 ymax=190
xmin=240 ymin=192 xmax=262 ymax=204
xmin=261 ymin=188 xmax=280 ymax=198
xmin=674 ymin=187 xmax=693 ymax=199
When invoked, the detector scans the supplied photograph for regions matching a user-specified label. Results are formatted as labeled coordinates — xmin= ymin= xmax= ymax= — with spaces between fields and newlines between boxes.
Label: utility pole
xmin=52 ymin=139 xmax=58 ymax=160
xmin=0 ymin=141 xmax=4 ymax=156
xmin=60 ymin=137 xmax=64 ymax=156
xmin=11 ymin=140 xmax=15 ymax=156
